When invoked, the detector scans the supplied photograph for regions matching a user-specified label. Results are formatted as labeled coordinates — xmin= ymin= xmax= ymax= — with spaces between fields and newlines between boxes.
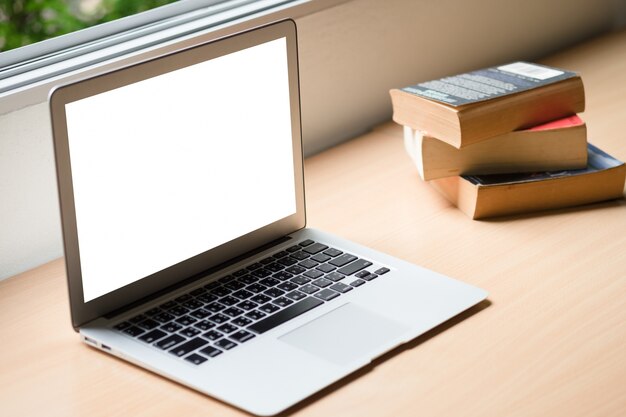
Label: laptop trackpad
xmin=279 ymin=303 xmax=409 ymax=366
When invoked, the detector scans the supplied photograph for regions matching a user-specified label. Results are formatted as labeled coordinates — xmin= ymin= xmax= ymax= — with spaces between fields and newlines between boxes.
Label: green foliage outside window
xmin=0 ymin=0 xmax=179 ymax=52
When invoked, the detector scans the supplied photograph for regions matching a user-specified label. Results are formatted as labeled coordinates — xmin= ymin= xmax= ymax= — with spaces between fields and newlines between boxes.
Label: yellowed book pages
xmin=429 ymin=143 xmax=625 ymax=219
xmin=404 ymin=116 xmax=587 ymax=180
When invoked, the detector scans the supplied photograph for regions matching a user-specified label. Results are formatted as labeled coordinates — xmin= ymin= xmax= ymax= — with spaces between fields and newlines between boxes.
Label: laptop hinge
xmin=103 ymin=235 xmax=292 ymax=319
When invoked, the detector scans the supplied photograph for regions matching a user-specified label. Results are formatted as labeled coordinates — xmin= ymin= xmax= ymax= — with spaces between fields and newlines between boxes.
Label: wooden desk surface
xmin=2 ymin=31 xmax=626 ymax=417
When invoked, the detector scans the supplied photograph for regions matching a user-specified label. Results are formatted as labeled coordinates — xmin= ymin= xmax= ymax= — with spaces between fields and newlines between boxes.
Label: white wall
xmin=0 ymin=0 xmax=622 ymax=279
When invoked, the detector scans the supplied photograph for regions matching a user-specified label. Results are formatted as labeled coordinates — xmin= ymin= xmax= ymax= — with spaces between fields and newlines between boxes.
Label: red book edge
xmin=526 ymin=115 xmax=584 ymax=132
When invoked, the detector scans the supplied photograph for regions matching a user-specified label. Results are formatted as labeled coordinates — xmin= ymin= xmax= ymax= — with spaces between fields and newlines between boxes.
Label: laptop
xmin=49 ymin=20 xmax=487 ymax=416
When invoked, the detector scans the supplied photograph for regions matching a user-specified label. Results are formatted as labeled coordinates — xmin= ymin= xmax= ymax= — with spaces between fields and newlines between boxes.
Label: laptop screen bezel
xmin=49 ymin=20 xmax=305 ymax=330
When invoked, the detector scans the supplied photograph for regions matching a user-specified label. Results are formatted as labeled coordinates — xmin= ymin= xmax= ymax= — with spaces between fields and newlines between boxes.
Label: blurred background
xmin=0 ymin=0 xmax=179 ymax=51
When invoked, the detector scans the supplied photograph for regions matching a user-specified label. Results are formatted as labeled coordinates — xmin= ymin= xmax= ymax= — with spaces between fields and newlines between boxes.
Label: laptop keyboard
xmin=112 ymin=239 xmax=390 ymax=365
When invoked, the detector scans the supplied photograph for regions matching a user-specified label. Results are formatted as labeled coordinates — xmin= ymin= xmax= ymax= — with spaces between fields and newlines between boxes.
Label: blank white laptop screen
xmin=65 ymin=38 xmax=296 ymax=302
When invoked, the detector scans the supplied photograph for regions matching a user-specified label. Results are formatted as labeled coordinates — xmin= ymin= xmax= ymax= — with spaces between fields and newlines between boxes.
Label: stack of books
xmin=390 ymin=62 xmax=626 ymax=219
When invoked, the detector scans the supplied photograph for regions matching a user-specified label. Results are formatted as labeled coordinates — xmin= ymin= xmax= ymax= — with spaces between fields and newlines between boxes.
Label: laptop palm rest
xmin=279 ymin=303 xmax=409 ymax=365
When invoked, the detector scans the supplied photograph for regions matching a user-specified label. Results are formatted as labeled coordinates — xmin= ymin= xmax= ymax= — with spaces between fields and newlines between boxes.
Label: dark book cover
xmin=464 ymin=143 xmax=624 ymax=186
xmin=402 ymin=62 xmax=578 ymax=107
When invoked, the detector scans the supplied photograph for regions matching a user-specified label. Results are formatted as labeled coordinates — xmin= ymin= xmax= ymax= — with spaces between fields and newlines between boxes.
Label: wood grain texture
xmin=2 ymin=30 xmax=626 ymax=417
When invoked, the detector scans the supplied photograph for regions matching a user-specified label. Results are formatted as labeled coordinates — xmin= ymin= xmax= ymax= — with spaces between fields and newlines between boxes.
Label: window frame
xmin=0 ymin=0 xmax=348 ymax=115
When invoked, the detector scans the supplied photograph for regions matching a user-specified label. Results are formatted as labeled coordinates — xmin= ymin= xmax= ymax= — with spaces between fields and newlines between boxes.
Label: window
xmin=0 ymin=0 xmax=181 ymax=51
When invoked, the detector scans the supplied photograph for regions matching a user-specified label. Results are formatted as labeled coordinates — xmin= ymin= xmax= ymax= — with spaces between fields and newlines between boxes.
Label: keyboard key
xmin=129 ymin=314 xmax=147 ymax=324
xmin=225 ymin=281 xmax=246 ymax=291
xmin=245 ymin=310 xmax=266 ymax=321
xmin=265 ymin=263 xmax=284 ymax=273
xmin=196 ymin=293 xmax=218 ymax=304
xmin=374 ymin=267 xmax=390 ymax=275
xmin=145 ymin=307 xmax=162 ymax=316
xmin=204 ymin=281 xmax=221 ymax=290
xmin=259 ymin=277 xmax=280 ymax=287
xmin=217 ymin=323 xmax=238 ymax=334
xmin=286 ymin=245 xmax=301 ymax=252
xmin=159 ymin=300 xmax=177 ymax=310
xmin=194 ymin=320 xmax=215 ymax=331
xmin=285 ymin=265 xmax=306 ymax=275
xmin=155 ymin=334 xmax=186 ymax=350
xmin=277 ymin=257 xmax=298 ymax=267
xmin=316 ymin=263 xmax=336 ymax=273
xmin=312 ymin=277 xmax=332 ymax=288
xmin=272 ymin=271 xmax=293 ymax=281
xmin=237 ymin=300 xmax=258 ymax=311
xmin=290 ymin=251 xmax=310 ymax=260
xmin=185 ymin=353 xmax=208 ymax=365
xmin=285 ymin=290 xmax=307 ymax=301
xmin=247 ymin=262 xmax=263 ymax=271
xmin=215 ymin=339 xmax=237 ymax=350
xmin=273 ymin=250 xmax=289 ymax=259
xmin=304 ymin=269 xmax=324 ymax=279
xmin=160 ymin=322 xmax=183 ymax=333
xmin=299 ymin=284 xmax=319 ymax=294
xmin=311 ymin=253 xmax=331 ymax=263
xmin=337 ymin=259 xmax=372 ymax=276
xmin=175 ymin=294 xmax=193 ymax=303
xmin=232 ymin=289 xmax=254 ymax=300
xmin=230 ymin=330 xmax=255 ymax=343
xmin=299 ymin=239 xmax=314 ymax=247
xmin=323 ymin=248 xmax=343 ymax=257
xmin=199 ymin=345 xmax=223 ymax=357
xmin=325 ymin=272 xmax=345 ymax=282
xmin=251 ymin=268 xmax=272 ymax=278
xmin=190 ymin=287 xmax=206 ymax=296
xmin=251 ymin=294 xmax=271 ymax=304
xmin=211 ymin=287 xmax=231 ymax=297
xmin=113 ymin=321 xmax=131 ymax=331
xmin=232 ymin=269 xmax=248 ymax=277
xmin=153 ymin=312 xmax=175 ymax=323
xmin=219 ymin=296 xmax=240 ymax=306
xmin=355 ymin=270 xmax=371 ymax=278
xmin=202 ymin=330 xmax=223 ymax=341
xmin=180 ymin=327 xmax=201 ymax=338
xmin=272 ymin=297 xmax=294 ymax=307
xmin=303 ymin=243 xmax=328 ymax=254
xmin=330 ymin=282 xmax=353 ymax=293
xmin=168 ymin=306 xmax=190 ymax=317
xmin=264 ymin=287 xmax=285 ymax=298
xmin=223 ymin=307 xmax=244 ymax=317
xmin=350 ymin=279 xmax=366 ymax=287
xmin=169 ymin=337 xmax=208 ymax=357
xmin=246 ymin=283 xmax=267 ymax=294
xmin=137 ymin=318 xmax=160 ymax=330
xmin=175 ymin=315 xmax=197 ymax=326
xmin=232 ymin=316 xmax=252 ymax=327
xmin=248 ymin=297 xmax=323 ymax=334
xmin=314 ymin=289 xmax=340 ymax=301
xmin=208 ymin=313 xmax=230 ymax=324
xmin=190 ymin=309 xmax=210 ymax=319
xmin=298 ymin=259 xmax=319 ymax=269
xmin=290 ymin=275 xmax=311 ymax=285
xmin=259 ymin=303 xmax=280 ymax=314
xmin=260 ymin=256 xmax=275 ymax=265
xmin=238 ymin=274 xmax=258 ymax=285
xmin=363 ymin=273 xmax=378 ymax=281
xmin=205 ymin=302 xmax=225 ymax=312
xmin=277 ymin=281 xmax=298 ymax=292
xmin=329 ymin=254 xmax=357 ymax=267
xmin=139 ymin=329 xmax=167 ymax=343
xmin=123 ymin=326 xmax=145 ymax=337
xmin=219 ymin=275 xmax=238 ymax=283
